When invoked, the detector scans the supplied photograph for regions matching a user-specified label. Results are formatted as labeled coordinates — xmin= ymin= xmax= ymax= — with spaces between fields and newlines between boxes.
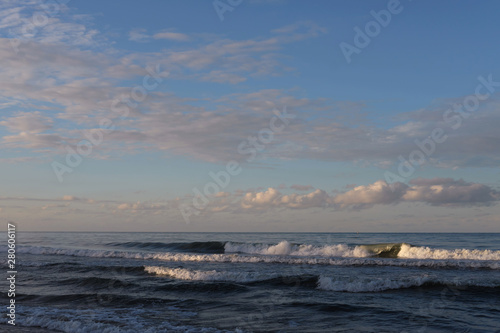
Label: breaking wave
xmin=145 ymin=266 xmax=278 ymax=283
xmin=225 ymin=240 xmax=369 ymax=257
xmin=224 ymin=240 xmax=500 ymax=260
xmin=12 ymin=242 xmax=500 ymax=270
xmin=144 ymin=266 xmax=500 ymax=293
xmin=397 ymin=243 xmax=500 ymax=260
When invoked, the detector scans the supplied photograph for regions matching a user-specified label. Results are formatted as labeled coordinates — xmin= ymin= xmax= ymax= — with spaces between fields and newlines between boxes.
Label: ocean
xmin=1 ymin=232 xmax=499 ymax=332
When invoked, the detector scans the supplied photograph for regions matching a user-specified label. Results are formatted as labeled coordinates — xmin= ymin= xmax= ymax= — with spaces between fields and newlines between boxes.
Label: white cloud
xmin=241 ymin=187 xmax=281 ymax=209
xmin=0 ymin=111 xmax=52 ymax=133
xmin=0 ymin=2 xmax=101 ymax=47
xmin=403 ymin=178 xmax=499 ymax=206
xmin=199 ymin=178 xmax=499 ymax=213
xmin=153 ymin=32 xmax=190 ymax=41
xmin=62 ymin=195 xmax=79 ymax=201
xmin=128 ymin=28 xmax=150 ymax=42
xmin=332 ymin=181 xmax=408 ymax=209
xmin=0 ymin=4 xmax=499 ymax=171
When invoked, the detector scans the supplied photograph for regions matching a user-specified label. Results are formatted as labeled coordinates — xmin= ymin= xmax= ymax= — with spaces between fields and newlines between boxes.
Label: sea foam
xmin=145 ymin=266 xmax=277 ymax=283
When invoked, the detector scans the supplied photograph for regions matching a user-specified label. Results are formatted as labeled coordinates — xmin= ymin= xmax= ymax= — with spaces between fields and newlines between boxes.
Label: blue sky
xmin=0 ymin=0 xmax=499 ymax=232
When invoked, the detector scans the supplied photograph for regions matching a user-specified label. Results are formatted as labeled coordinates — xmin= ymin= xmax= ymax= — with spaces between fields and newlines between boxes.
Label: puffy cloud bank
xmin=234 ymin=178 xmax=499 ymax=212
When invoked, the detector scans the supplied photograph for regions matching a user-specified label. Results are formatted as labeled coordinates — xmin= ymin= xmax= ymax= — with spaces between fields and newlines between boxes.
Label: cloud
xmin=241 ymin=187 xmax=281 ymax=209
xmin=1 ymin=2 xmax=499 ymax=171
xmin=153 ymin=32 xmax=190 ymax=41
xmin=237 ymin=187 xmax=334 ymax=211
xmin=129 ymin=30 xmax=191 ymax=43
xmin=403 ymin=178 xmax=499 ymax=206
xmin=0 ymin=111 xmax=53 ymax=133
xmin=62 ymin=195 xmax=80 ymax=201
xmin=271 ymin=21 xmax=327 ymax=41
xmin=0 ymin=194 xmax=108 ymax=205
xmin=129 ymin=28 xmax=150 ymax=42
xmin=0 ymin=2 xmax=100 ymax=47
xmin=3 ymin=131 xmax=63 ymax=149
xmin=0 ymin=111 xmax=63 ymax=149
xmin=0 ymin=18 xmax=330 ymax=161
xmin=42 ymin=203 xmax=69 ymax=210
xmin=290 ymin=184 xmax=314 ymax=191
xmin=408 ymin=178 xmax=465 ymax=186
xmin=115 ymin=201 xmax=173 ymax=215
xmin=2 ymin=179 xmax=498 ymax=222
xmin=193 ymin=178 xmax=499 ymax=214
xmin=149 ymin=22 xmax=326 ymax=83
xmin=333 ymin=179 xmax=498 ymax=209
xmin=332 ymin=181 xmax=408 ymax=209
xmin=279 ymin=189 xmax=329 ymax=209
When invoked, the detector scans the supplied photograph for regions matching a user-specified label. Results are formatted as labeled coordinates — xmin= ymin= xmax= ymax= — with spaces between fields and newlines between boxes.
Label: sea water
xmin=1 ymin=232 xmax=499 ymax=332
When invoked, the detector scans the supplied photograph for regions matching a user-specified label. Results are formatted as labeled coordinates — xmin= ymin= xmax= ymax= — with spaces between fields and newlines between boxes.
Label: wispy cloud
xmin=128 ymin=28 xmax=150 ymax=42
xmin=0 ymin=1 xmax=100 ymax=47
xmin=153 ymin=31 xmax=191 ymax=41
xmin=129 ymin=29 xmax=191 ymax=42
xmin=290 ymin=184 xmax=314 ymax=191
xmin=1 ymin=2 xmax=499 ymax=173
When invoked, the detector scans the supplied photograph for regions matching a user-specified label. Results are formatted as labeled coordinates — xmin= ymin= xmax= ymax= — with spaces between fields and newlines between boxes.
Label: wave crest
xmin=225 ymin=240 xmax=370 ymax=257
xmin=398 ymin=243 xmax=500 ymax=260
xmin=12 ymin=245 xmax=500 ymax=270
xmin=145 ymin=266 xmax=277 ymax=283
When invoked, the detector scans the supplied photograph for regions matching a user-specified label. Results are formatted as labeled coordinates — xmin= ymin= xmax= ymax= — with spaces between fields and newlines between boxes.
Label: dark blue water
xmin=2 ymin=232 xmax=500 ymax=332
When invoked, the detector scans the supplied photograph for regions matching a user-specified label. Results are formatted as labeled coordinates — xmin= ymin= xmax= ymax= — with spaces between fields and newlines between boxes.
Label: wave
xmin=145 ymin=266 xmax=500 ymax=294
xmin=397 ymin=243 xmax=500 ymax=260
xmin=317 ymin=275 xmax=500 ymax=293
xmin=224 ymin=240 xmax=500 ymax=260
xmin=145 ymin=266 xmax=279 ymax=283
xmin=108 ymin=241 xmax=226 ymax=254
xmin=225 ymin=240 xmax=406 ymax=257
xmin=16 ymin=305 xmax=230 ymax=333
xmin=225 ymin=240 xmax=369 ymax=257
xmin=358 ymin=243 xmax=405 ymax=258
xmin=13 ymin=245 xmax=500 ymax=270
xmin=106 ymin=240 xmax=406 ymax=258
xmin=72 ymin=239 xmax=500 ymax=261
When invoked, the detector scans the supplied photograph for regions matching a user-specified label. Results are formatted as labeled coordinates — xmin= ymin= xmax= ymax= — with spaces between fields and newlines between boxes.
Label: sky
xmin=0 ymin=0 xmax=499 ymax=232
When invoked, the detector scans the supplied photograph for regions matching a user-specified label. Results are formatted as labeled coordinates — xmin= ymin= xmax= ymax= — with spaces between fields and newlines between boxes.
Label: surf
xmin=10 ymin=243 xmax=500 ymax=270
